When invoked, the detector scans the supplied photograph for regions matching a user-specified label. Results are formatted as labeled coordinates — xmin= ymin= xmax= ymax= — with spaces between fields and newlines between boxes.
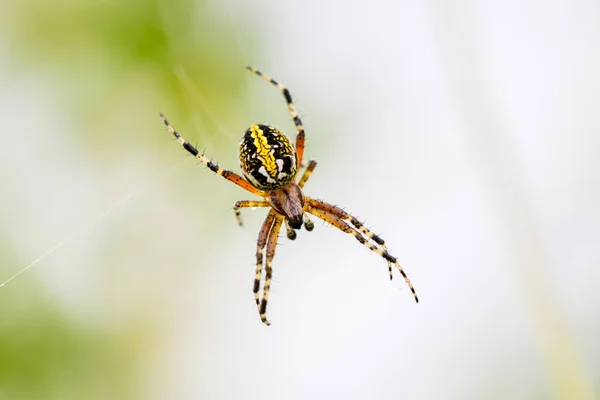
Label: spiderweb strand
xmin=0 ymin=162 xmax=184 ymax=288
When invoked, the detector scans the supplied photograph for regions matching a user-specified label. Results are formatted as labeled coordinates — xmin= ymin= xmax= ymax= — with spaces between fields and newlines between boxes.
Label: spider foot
xmin=234 ymin=211 xmax=244 ymax=227
xmin=260 ymin=314 xmax=271 ymax=326
xmin=259 ymin=300 xmax=271 ymax=326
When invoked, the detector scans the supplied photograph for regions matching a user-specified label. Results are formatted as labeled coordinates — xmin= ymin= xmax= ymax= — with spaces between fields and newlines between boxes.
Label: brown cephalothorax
xmin=267 ymin=183 xmax=305 ymax=229
xmin=160 ymin=66 xmax=418 ymax=326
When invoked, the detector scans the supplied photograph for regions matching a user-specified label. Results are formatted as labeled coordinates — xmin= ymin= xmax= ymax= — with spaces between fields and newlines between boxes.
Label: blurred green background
xmin=1 ymin=1 xmax=599 ymax=399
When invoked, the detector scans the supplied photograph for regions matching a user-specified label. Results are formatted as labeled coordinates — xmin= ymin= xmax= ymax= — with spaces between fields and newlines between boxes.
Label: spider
xmin=160 ymin=66 xmax=418 ymax=325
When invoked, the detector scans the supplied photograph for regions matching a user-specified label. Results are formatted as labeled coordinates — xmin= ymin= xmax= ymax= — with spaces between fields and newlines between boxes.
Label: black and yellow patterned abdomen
xmin=239 ymin=124 xmax=297 ymax=191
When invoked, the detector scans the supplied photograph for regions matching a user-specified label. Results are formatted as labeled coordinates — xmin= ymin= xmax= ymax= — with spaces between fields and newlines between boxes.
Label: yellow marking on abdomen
xmin=250 ymin=125 xmax=278 ymax=178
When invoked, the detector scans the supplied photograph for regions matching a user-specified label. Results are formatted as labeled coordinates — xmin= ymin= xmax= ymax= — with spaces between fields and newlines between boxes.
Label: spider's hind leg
xmin=159 ymin=113 xmax=265 ymax=197
xmin=298 ymin=160 xmax=317 ymax=188
xmin=297 ymin=160 xmax=317 ymax=232
xmin=246 ymin=66 xmax=306 ymax=166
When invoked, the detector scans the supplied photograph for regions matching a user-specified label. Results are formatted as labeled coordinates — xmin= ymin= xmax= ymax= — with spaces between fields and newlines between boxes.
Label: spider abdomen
xmin=239 ymin=124 xmax=297 ymax=190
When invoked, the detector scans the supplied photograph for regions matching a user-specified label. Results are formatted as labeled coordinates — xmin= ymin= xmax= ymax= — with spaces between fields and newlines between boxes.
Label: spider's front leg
xmin=233 ymin=200 xmax=270 ymax=227
xmin=260 ymin=215 xmax=284 ymax=326
xmin=254 ymin=211 xmax=277 ymax=320
xmin=307 ymin=199 xmax=394 ymax=280
xmin=305 ymin=200 xmax=419 ymax=303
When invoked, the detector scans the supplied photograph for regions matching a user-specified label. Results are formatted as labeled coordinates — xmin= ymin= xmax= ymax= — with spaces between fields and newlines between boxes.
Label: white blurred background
xmin=0 ymin=1 xmax=598 ymax=399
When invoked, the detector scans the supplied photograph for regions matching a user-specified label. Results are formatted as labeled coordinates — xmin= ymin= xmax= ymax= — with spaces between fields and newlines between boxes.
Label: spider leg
xmin=254 ymin=211 xmax=277 ymax=318
xmin=296 ymin=160 xmax=318 ymax=231
xmin=297 ymin=160 xmax=317 ymax=189
xmin=233 ymin=200 xmax=270 ymax=227
xmin=246 ymin=66 xmax=306 ymax=167
xmin=260 ymin=215 xmax=284 ymax=326
xmin=307 ymin=199 xmax=393 ymax=280
xmin=160 ymin=113 xmax=265 ymax=196
xmin=306 ymin=203 xmax=418 ymax=303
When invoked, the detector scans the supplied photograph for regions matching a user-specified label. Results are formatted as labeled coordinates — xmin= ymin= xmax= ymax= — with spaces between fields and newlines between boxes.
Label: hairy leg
xmin=233 ymin=200 xmax=269 ymax=227
xmin=306 ymin=203 xmax=418 ymax=303
xmin=307 ymin=198 xmax=394 ymax=279
xmin=160 ymin=113 xmax=264 ymax=196
xmin=254 ymin=211 xmax=277 ymax=314
xmin=260 ymin=215 xmax=284 ymax=325
xmin=297 ymin=160 xmax=317 ymax=188
xmin=246 ymin=67 xmax=306 ymax=167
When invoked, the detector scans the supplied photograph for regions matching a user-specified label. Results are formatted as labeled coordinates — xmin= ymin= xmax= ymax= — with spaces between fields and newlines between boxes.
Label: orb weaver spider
xmin=160 ymin=66 xmax=418 ymax=325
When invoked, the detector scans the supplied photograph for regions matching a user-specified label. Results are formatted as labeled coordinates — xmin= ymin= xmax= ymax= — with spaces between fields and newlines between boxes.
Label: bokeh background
xmin=1 ymin=1 xmax=599 ymax=399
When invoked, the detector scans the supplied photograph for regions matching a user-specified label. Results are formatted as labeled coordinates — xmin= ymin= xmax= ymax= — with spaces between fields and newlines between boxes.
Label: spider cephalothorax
xmin=266 ymin=181 xmax=305 ymax=230
xmin=160 ymin=66 xmax=418 ymax=326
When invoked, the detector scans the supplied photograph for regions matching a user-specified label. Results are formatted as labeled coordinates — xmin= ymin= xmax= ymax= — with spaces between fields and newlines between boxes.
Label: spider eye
xmin=239 ymin=124 xmax=297 ymax=190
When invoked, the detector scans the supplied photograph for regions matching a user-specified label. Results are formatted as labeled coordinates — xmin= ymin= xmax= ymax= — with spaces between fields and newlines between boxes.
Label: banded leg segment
xmin=160 ymin=113 xmax=265 ymax=196
xmin=260 ymin=215 xmax=284 ymax=326
xmin=297 ymin=160 xmax=317 ymax=189
xmin=233 ymin=200 xmax=270 ymax=227
xmin=307 ymin=198 xmax=393 ymax=279
xmin=254 ymin=211 xmax=277 ymax=314
xmin=306 ymin=203 xmax=418 ymax=303
xmin=246 ymin=66 xmax=306 ymax=167
xmin=297 ymin=160 xmax=317 ymax=231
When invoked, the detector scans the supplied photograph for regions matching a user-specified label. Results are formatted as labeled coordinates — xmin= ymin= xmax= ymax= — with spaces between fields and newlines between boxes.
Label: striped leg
xmin=160 ymin=113 xmax=265 ymax=196
xmin=306 ymin=203 xmax=418 ymax=303
xmin=297 ymin=160 xmax=317 ymax=232
xmin=233 ymin=200 xmax=270 ymax=227
xmin=246 ymin=66 xmax=306 ymax=167
xmin=254 ymin=211 xmax=277 ymax=316
xmin=260 ymin=215 xmax=284 ymax=326
xmin=307 ymin=199 xmax=393 ymax=280
xmin=297 ymin=160 xmax=317 ymax=189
